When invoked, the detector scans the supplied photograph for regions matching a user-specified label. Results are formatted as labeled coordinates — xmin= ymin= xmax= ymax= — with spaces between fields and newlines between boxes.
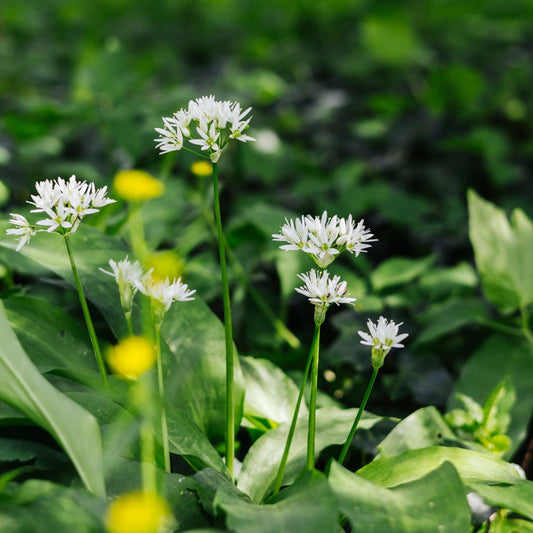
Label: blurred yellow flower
xmin=144 ymin=250 xmax=185 ymax=281
xmin=113 ymin=170 xmax=164 ymax=202
xmin=105 ymin=491 xmax=174 ymax=533
xmin=107 ymin=337 xmax=156 ymax=380
xmin=190 ymin=160 xmax=212 ymax=177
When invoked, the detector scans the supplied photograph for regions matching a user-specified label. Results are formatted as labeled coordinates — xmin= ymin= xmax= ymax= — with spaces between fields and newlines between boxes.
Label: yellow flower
xmin=190 ymin=160 xmax=212 ymax=177
xmin=113 ymin=170 xmax=164 ymax=202
xmin=107 ymin=337 xmax=156 ymax=380
xmin=143 ymin=250 xmax=186 ymax=281
xmin=105 ymin=491 xmax=174 ymax=533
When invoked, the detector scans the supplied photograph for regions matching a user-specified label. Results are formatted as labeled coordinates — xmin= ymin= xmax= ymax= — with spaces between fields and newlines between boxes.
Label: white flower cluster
xmin=101 ymin=257 xmax=196 ymax=323
xmin=358 ymin=316 xmax=408 ymax=368
xmin=155 ymin=95 xmax=255 ymax=162
xmin=6 ymin=176 xmax=115 ymax=251
xmin=272 ymin=211 xmax=376 ymax=268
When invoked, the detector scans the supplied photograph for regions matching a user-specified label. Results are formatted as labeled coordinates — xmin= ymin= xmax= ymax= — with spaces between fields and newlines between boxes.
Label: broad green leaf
xmin=0 ymin=301 xmax=105 ymax=496
xmin=468 ymin=190 xmax=533 ymax=313
xmin=357 ymin=446 xmax=521 ymax=489
xmin=240 ymin=356 xmax=306 ymax=430
xmin=3 ymin=296 xmax=97 ymax=375
xmin=237 ymin=406 xmax=382 ymax=503
xmin=329 ymin=461 xmax=471 ymax=533
xmin=371 ymin=255 xmax=435 ymax=291
xmin=449 ymin=334 xmax=533 ymax=456
xmin=161 ymin=298 xmax=244 ymax=443
xmin=471 ymin=480 xmax=533 ymax=521
xmin=489 ymin=515 xmax=533 ymax=533
xmin=418 ymin=261 xmax=478 ymax=295
xmin=377 ymin=406 xmax=457 ymax=458
xmin=216 ymin=470 xmax=337 ymax=533
xmin=0 ymin=479 xmax=105 ymax=532
xmin=415 ymin=297 xmax=486 ymax=345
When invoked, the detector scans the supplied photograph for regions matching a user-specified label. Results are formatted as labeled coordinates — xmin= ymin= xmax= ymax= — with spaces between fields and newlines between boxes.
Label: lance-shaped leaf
xmin=0 ymin=301 xmax=105 ymax=496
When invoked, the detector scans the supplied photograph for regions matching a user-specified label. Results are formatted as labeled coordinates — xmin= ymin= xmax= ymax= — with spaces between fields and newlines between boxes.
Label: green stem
xmin=338 ymin=366 xmax=380 ymax=466
xmin=307 ymin=325 xmax=321 ymax=470
xmin=212 ymin=162 xmax=235 ymax=479
xmin=125 ymin=311 xmax=134 ymax=336
xmin=272 ymin=325 xmax=319 ymax=496
xmin=520 ymin=306 xmax=533 ymax=346
xmin=64 ymin=235 xmax=108 ymax=388
xmin=476 ymin=317 xmax=524 ymax=338
xmin=140 ymin=416 xmax=157 ymax=494
xmin=128 ymin=203 xmax=149 ymax=261
xmin=154 ymin=323 xmax=171 ymax=473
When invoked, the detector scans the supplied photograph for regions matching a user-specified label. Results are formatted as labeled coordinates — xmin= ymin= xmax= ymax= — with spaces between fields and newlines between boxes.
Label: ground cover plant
xmin=0 ymin=1 xmax=532 ymax=532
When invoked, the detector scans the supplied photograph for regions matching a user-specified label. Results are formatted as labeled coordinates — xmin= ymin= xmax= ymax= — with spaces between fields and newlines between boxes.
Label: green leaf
xmin=161 ymin=298 xmax=244 ymax=444
xmin=237 ymin=406 xmax=382 ymax=503
xmin=489 ymin=514 xmax=533 ymax=533
xmin=471 ymin=480 xmax=533 ymax=521
xmin=240 ymin=356 xmax=306 ymax=429
xmin=0 ymin=301 xmax=105 ymax=496
xmin=448 ymin=334 xmax=533 ymax=456
xmin=3 ymin=296 xmax=97 ymax=375
xmin=482 ymin=379 xmax=515 ymax=436
xmin=377 ymin=406 xmax=457 ymax=458
xmin=216 ymin=470 xmax=337 ymax=533
xmin=371 ymin=255 xmax=435 ymax=291
xmin=415 ymin=297 xmax=486 ymax=345
xmin=329 ymin=461 xmax=471 ymax=533
xmin=357 ymin=446 xmax=522 ymax=489
xmin=468 ymin=190 xmax=533 ymax=313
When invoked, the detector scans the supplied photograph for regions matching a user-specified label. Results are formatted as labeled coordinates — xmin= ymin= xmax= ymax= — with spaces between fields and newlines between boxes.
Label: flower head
xmin=296 ymin=269 xmax=356 ymax=325
xmin=6 ymin=175 xmax=116 ymax=251
xmin=113 ymin=170 xmax=164 ymax=202
xmin=100 ymin=257 xmax=144 ymax=313
xmin=273 ymin=211 xmax=375 ymax=268
xmin=105 ymin=490 xmax=174 ymax=533
xmin=358 ymin=316 xmax=408 ymax=369
xmin=106 ymin=336 xmax=157 ymax=380
xmin=137 ymin=270 xmax=196 ymax=325
xmin=6 ymin=214 xmax=36 ymax=251
xmin=155 ymin=95 xmax=255 ymax=162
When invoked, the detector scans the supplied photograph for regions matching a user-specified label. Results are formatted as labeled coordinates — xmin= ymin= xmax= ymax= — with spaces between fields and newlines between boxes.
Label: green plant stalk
xmin=212 ymin=162 xmax=236 ymax=479
xmin=520 ymin=305 xmax=533 ymax=346
xmin=202 ymin=205 xmax=300 ymax=349
xmin=272 ymin=325 xmax=319 ymax=496
xmin=307 ymin=325 xmax=321 ymax=470
xmin=128 ymin=203 xmax=149 ymax=261
xmin=338 ymin=366 xmax=380 ymax=465
xmin=64 ymin=235 xmax=108 ymax=388
xmin=140 ymin=415 xmax=157 ymax=494
xmin=154 ymin=323 xmax=171 ymax=473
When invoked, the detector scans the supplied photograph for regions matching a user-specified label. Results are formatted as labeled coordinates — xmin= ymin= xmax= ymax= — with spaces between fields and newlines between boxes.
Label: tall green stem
xmin=154 ymin=323 xmax=171 ymax=473
xmin=64 ymin=234 xmax=108 ymax=388
xmin=212 ymin=162 xmax=235 ymax=479
xmin=128 ymin=203 xmax=149 ymax=261
xmin=272 ymin=325 xmax=319 ymax=496
xmin=338 ymin=366 xmax=379 ymax=465
xmin=307 ymin=325 xmax=321 ymax=470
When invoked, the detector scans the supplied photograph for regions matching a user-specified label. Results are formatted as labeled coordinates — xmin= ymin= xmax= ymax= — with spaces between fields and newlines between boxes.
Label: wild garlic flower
xmin=358 ymin=316 xmax=408 ymax=369
xmin=155 ymin=95 xmax=255 ymax=162
xmin=6 ymin=214 xmax=36 ymax=251
xmin=137 ymin=270 xmax=196 ymax=324
xmin=100 ymin=257 xmax=144 ymax=314
xmin=296 ymin=269 xmax=356 ymax=325
xmin=273 ymin=211 xmax=376 ymax=268
xmin=6 ymin=175 xmax=115 ymax=250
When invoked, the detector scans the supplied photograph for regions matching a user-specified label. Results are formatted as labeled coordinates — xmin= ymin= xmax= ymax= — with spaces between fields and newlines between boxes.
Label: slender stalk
xmin=307 ymin=325 xmax=321 ymax=470
xmin=154 ymin=323 xmax=171 ymax=473
xmin=212 ymin=162 xmax=235 ymax=479
xmin=125 ymin=311 xmax=134 ymax=336
xmin=128 ymin=203 xmax=149 ymax=261
xmin=520 ymin=305 xmax=533 ymax=346
xmin=140 ymin=418 xmax=157 ymax=494
xmin=272 ymin=325 xmax=319 ymax=496
xmin=338 ymin=366 xmax=380 ymax=466
xmin=64 ymin=234 xmax=108 ymax=388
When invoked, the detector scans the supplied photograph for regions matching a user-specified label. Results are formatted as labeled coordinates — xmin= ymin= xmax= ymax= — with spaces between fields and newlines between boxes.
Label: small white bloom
xmin=36 ymin=201 xmax=73 ymax=232
xmin=155 ymin=95 xmax=255 ymax=159
xmin=100 ymin=256 xmax=144 ymax=312
xmin=296 ymin=269 xmax=356 ymax=308
xmin=138 ymin=271 xmax=196 ymax=323
xmin=6 ymin=213 xmax=36 ymax=251
xmin=273 ymin=211 xmax=376 ymax=267
xmin=358 ymin=316 xmax=408 ymax=368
